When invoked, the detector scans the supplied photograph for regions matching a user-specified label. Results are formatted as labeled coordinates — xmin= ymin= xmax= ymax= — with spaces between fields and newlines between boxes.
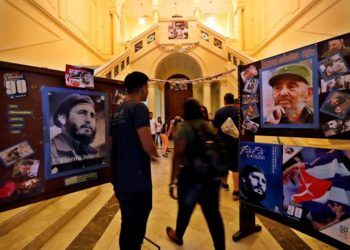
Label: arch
xmin=150 ymin=51 xmax=208 ymax=79
xmin=153 ymin=52 xmax=203 ymax=80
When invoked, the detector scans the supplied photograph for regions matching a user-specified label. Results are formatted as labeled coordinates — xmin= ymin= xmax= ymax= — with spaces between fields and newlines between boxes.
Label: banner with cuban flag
xmin=282 ymin=146 xmax=350 ymax=245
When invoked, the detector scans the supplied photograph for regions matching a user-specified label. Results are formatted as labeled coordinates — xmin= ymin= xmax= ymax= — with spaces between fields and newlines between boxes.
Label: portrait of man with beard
xmin=240 ymin=164 xmax=267 ymax=207
xmin=50 ymin=94 xmax=99 ymax=173
xmin=263 ymin=64 xmax=314 ymax=126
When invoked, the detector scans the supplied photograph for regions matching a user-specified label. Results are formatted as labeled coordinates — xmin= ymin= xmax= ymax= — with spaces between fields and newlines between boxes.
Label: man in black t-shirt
xmin=110 ymin=71 xmax=160 ymax=250
xmin=213 ymin=93 xmax=240 ymax=200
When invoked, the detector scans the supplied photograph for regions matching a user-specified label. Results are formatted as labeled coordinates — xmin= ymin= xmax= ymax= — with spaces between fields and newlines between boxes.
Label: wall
xmin=242 ymin=0 xmax=350 ymax=60
xmin=0 ymin=0 xmax=115 ymax=70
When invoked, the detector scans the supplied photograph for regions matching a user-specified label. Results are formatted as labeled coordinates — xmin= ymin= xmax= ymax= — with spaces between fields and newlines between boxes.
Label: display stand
xmin=232 ymin=202 xmax=261 ymax=242
xmin=0 ymin=61 xmax=124 ymax=212
xmin=232 ymin=32 xmax=350 ymax=249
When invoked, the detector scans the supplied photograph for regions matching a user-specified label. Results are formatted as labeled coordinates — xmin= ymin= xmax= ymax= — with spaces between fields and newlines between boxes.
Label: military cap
xmin=53 ymin=94 xmax=95 ymax=127
xmin=269 ymin=64 xmax=312 ymax=87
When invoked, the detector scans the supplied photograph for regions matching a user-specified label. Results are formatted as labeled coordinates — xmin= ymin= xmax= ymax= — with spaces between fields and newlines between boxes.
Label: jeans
xmin=175 ymin=175 xmax=225 ymax=250
xmin=155 ymin=132 xmax=162 ymax=147
xmin=115 ymin=190 xmax=152 ymax=250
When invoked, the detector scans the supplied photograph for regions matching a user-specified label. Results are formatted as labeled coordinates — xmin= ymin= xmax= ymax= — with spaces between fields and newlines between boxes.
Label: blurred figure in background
xmin=214 ymin=93 xmax=240 ymax=200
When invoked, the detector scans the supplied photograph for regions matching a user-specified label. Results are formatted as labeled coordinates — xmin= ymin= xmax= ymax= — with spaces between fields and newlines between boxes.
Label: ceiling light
xmin=207 ymin=15 xmax=216 ymax=24
xmin=138 ymin=16 xmax=146 ymax=25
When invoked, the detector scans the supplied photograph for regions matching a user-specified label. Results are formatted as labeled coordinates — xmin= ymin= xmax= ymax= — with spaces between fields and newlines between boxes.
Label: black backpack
xmin=187 ymin=124 xmax=230 ymax=180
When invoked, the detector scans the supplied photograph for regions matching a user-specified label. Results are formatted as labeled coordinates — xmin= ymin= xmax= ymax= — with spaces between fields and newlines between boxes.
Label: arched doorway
xmin=154 ymin=53 xmax=203 ymax=122
xmin=164 ymin=74 xmax=193 ymax=121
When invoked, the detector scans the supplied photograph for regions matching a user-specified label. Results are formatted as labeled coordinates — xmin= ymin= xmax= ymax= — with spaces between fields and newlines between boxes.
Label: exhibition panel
xmin=236 ymin=33 xmax=350 ymax=248
xmin=0 ymin=61 xmax=125 ymax=212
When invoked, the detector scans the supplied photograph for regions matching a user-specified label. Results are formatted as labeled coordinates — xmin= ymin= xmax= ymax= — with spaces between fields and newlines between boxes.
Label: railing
xmin=95 ymin=20 xmax=255 ymax=80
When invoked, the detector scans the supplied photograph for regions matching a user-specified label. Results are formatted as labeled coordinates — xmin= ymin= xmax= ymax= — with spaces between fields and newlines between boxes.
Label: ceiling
xmin=121 ymin=0 xmax=233 ymax=19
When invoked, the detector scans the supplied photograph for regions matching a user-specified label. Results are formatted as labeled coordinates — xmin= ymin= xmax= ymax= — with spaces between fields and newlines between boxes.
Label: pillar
xmin=148 ymin=81 xmax=157 ymax=114
xmin=219 ymin=79 xmax=228 ymax=107
xmin=203 ymin=81 xmax=211 ymax=113
xmin=237 ymin=0 xmax=245 ymax=50
xmin=158 ymin=83 xmax=165 ymax=120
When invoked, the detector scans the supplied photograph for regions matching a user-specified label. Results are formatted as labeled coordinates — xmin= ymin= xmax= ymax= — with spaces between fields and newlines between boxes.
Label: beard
xmin=244 ymin=180 xmax=266 ymax=202
xmin=65 ymin=120 xmax=96 ymax=145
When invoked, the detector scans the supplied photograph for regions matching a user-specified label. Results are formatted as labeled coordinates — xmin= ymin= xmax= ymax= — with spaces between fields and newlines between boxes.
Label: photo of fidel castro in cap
xmin=261 ymin=59 xmax=316 ymax=128
xmin=43 ymin=88 xmax=108 ymax=178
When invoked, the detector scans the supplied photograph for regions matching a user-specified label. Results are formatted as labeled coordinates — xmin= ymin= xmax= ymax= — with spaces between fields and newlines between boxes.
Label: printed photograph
xmin=0 ymin=141 xmax=34 ymax=168
xmin=319 ymin=53 xmax=349 ymax=81
xmin=147 ymin=32 xmax=155 ymax=43
xmin=260 ymin=57 xmax=318 ymax=128
xmin=65 ymin=65 xmax=94 ymax=89
xmin=16 ymin=177 xmax=42 ymax=196
xmin=241 ymin=103 xmax=259 ymax=120
xmin=12 ymin=159 xmax=39 ymax=179
xmin=242 ymin=94 xmax=259 ymax=105
xmin=214 ymin=38 xmax=222 ymax=49
xmin=42 ymin=87 xmax=108 ymax=180
xmin=240 ymin=64 xmax=258 ymax=83
xmin=243 ymin=77 xmax=259 ymax=94
xmin=200 ymin=30 xmax=209 ymax=41
xmin=242 ymin=119 xmax=259 ymax=133
xmin=168 ymin=21 xmax=188 ymax=39
xmin=321 ymin=116 xmax=350 ymax=137
xmin=282 ymin=146 xmax=350 ymax=244
xmin=239 ymin=142 xmax=283 ymax=214
xmin=135 ymin=40 xmax=143 ymax=52
xmin=320 ymin=90 xmax=350 ymax=119
xmin=322 ymin=74 xmax=350 ymax=92
xmin=112 ymin=89 xmax=127 ymax=106
xmin=319 ymin=35 xmax=350 ymax=59
xmin=3 ymin=72 xmax=28 ymax=98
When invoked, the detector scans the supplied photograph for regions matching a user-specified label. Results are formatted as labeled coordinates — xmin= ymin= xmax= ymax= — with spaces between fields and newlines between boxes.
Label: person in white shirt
xmin=149 ymin=112 xmax=156 ymax=142
xmin=155 ymin=116 xmax=163 ymax=149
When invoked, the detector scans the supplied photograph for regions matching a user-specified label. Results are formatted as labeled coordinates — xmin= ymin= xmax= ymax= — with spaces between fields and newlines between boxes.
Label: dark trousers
xmin=115 ymin=190 xmax=152 ymax=250
xmin=155 ymin=132 xmax=162 ymax=146
xmin=175 ymin=177 xmax=225 ymax=250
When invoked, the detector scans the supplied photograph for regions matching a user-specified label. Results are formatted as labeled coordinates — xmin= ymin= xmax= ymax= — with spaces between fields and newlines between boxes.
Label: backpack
xmin=187 ymin=124 xmax=230 ymax=180
xmin=221 ymin=117 xmax=239 ymax=138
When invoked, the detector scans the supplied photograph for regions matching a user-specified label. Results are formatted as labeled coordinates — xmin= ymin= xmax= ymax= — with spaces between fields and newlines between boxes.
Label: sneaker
xmin=166 ymin=226 xmax=183 ymax=246
xmin=232 ymin=191 xmax=239 ymax=201
xmin=221 ymin=183 xmax=229 ymax=191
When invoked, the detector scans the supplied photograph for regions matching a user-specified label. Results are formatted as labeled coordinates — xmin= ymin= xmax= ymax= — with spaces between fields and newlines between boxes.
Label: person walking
xmin=166 ymin=98 xmax=225 ymax=250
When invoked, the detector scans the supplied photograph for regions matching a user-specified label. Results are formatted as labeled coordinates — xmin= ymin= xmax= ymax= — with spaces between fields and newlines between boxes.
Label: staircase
xmin=94 ymin=20 xmax=255 ymax=82
xmin=0 ymin=184 xmax=121 ymax=249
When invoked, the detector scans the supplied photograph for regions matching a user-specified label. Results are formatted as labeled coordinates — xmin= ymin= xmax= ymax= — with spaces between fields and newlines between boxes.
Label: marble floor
xmin=0 ymin=148 xmax=337 ymax=249
xmin=95 ymin=150 xmax=335 ymax=250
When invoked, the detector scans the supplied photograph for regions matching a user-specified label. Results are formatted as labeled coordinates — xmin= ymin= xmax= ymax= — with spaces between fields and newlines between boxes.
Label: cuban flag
xmin=293 ymin=151 xmax=350 ymax=205
xmin=291 ymin=150 xmax=350 ymax=228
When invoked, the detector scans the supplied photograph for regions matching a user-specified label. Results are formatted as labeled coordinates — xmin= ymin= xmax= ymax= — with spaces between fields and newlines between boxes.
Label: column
xmin=203 ymin=81 xmax=211 ymax=113
xmin=237 ymin=0 xmax=245 ymax=50
xmin=148 ymin=81 xmax=157 ymax=114
xmin=158 ymin=83 xmax=165 ymax=120
xmin=152 ymin=0 xmax=159 ymax=23
xmin=219 ymin=79 xmax=228 ymax=107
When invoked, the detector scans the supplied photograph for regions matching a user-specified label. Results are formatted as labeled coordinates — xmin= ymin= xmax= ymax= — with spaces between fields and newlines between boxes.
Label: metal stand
xmin=232 ymin=202 xmax=262 ymax=242
xmin=144 ymin=236 xmax=161 ymax=250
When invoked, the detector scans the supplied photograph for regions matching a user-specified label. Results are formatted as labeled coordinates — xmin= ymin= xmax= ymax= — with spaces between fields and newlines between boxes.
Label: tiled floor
xmin=98 ymin=149 xmax=335 ymax=250
xmin=0 ymin=148 xmax=337 ymax=249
